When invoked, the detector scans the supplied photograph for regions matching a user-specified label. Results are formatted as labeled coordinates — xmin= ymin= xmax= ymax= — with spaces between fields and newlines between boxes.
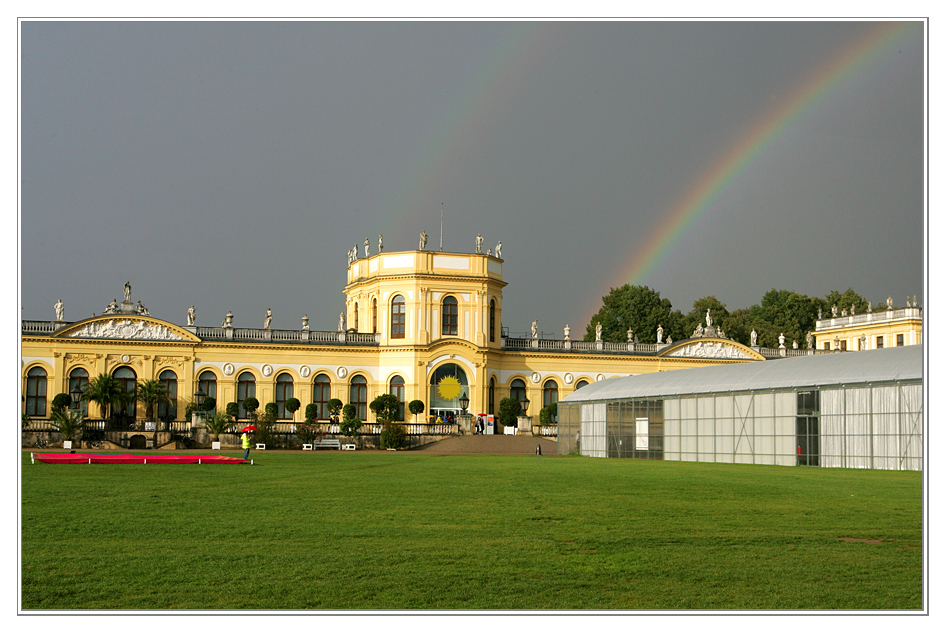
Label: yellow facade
xmin=22 ymin=250 xmax=767 ymax=425
xmin=813 ymin=307 xmax=922 ymax=351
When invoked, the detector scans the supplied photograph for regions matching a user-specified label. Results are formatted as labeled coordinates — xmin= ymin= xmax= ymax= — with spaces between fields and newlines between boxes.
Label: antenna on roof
xmin=440 ymin=203 xmax=444 ymax=252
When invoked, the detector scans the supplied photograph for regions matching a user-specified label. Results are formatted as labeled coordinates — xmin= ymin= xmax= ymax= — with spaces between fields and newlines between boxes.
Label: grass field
xmin=20 ymin=450 xmax=923 ymax=611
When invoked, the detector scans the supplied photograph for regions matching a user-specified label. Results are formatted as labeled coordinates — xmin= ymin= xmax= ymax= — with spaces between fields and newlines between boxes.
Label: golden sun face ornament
xmin=437 ymin=375 xmax=462 ymax=401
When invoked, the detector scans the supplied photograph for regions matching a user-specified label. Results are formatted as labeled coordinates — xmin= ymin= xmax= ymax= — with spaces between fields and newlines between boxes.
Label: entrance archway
xmin=429 ymin=363 xmax=469 ymax=424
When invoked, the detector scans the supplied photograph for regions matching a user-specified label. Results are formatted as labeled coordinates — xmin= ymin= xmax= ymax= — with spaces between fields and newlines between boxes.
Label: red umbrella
xmin=241 ymin=426 xmax=258 ymax=432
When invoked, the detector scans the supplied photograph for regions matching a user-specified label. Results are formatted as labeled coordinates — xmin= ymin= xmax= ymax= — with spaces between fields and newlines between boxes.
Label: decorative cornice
xmin=664 ymin=340 xmax=756 ymax=360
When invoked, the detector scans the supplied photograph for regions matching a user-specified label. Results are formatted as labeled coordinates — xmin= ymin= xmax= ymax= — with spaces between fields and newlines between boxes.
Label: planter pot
xmin=212 ymin=441 xmax=221 ymax=450
xmin=63 ymin=440 xmax=72 ymax=449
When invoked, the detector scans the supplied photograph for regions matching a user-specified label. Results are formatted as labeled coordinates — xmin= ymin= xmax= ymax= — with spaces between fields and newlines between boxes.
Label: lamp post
xmin=519 ymin=396 xmax=530 ymax=418
xmin=458 ymin=392 xmax=472 ymax=434
xmin=70 ymin=384 xmax=83 ymax=410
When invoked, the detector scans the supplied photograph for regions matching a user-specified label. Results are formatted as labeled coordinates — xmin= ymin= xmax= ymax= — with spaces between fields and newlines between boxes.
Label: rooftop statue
xmin=364 ymin=238 xmax=370 ymax=258
xmin=54 ymin=299 xmax=64 ymax=322
xmin=751 ymin=329 xmax=758 ymax=346
xmin=495 ymin=241 xmax=502 ymax=259
xmin=476 ymin=234 xmax=483 ymax=253
xmin=378 ymin=234 xmax=383 ymax=253
xmin=222 ymin=311 xmax=233 ymax=328
xmin=302 ymin=314 xmax=309 ymax=331
xmin=187 ymin=305 xmax=196 ymax=326
xmin=264 ymin=308 xmax=272 ymax=329
xmin=595 ymin=322 xmax=602 ymax=342
xmin=420 ymin=231 xmax=428 ymax=250
xmin=657 ymin=324 xmax=664 ymax=344
xmin=531 ymin=319 xmax=538 ymax=339
xmin=124 ymin=281 xmax=132 ymax=302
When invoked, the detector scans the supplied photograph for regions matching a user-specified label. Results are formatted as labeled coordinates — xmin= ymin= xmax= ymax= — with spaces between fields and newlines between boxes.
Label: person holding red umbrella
xmin=241 ymin=426 xmax=256 ymax=460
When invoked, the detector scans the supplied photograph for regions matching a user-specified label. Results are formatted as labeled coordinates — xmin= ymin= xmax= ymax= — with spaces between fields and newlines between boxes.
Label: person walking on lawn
xmin=242 ymin=430 xmax=252 ymax=460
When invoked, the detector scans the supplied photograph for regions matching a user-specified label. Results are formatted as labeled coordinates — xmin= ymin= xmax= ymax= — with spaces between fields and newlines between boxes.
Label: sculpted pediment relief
xmin=56 ymin=317 xmax=198 ymax=342
xmin=662 ymin=339 xmax=757 ymax=360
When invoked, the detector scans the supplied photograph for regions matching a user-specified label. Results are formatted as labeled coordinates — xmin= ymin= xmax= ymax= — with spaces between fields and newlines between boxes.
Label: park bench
xmin=313 ymin=439 xmax=341 ymax=450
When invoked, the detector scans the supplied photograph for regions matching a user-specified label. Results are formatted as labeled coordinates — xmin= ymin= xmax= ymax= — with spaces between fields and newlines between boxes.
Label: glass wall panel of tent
xmin=821 ymin=383 xmax=922 ymax=471
xmin=559 ymin=382 xmax=921 ymax=471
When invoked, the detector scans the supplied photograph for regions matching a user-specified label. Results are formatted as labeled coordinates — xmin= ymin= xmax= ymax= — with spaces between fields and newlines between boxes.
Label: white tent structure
xmin=558 ymin=346 xmax=923 ymax=470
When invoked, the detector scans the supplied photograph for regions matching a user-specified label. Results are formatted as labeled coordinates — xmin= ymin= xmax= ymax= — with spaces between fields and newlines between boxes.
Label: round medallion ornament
xmin=337 ymin=367 xmax=348 ymax=378
xmin=564 ymin=373 xmax=573 ymax=385
xmin=262 ymin=364 xmax=273 ymax=377
xmin=223 ymin=363 xmax=234 ymax=376
xmin=531 ymin=372 xmax=541 ymax=384
xmin=300 ymin=366 xmax=310 ymax=378
xmin=121 ymin=354 xmax=130 ymax=363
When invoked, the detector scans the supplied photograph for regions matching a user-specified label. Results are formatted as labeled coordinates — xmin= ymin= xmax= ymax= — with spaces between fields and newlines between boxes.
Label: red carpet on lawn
xmin=32 ymin=453 xmax=246 ymax=464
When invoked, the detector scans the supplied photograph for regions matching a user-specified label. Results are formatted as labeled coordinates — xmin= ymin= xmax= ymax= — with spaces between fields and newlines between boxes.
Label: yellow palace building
xmin=23 ymin=245 xmax=799 ymax=447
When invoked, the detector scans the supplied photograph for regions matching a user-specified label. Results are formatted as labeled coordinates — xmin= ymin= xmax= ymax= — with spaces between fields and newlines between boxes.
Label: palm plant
xmin=204 ymin=411 xmax=235 ymax=442
xmin=49 ymin=408 xmax=86 ymax=443
xmin=136 ymin=379 xmax=170 ymax=423
xmin=82 ymin=373 xmax=126 ymax=421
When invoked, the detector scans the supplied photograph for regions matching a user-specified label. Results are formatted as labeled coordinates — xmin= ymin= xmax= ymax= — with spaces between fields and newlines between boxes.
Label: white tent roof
xmin=562 ymin=345 xmax=923 ymax=403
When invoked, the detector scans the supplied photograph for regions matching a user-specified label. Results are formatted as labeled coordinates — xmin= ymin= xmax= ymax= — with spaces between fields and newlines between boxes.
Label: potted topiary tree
xmin=51 ymin=393 xmax=72 ymax=416
xmin=498 ymin=397 xmax=521 ymax=434
xmin=285 ymin=397 xmax=301 ymax=429
xmin=328 ymin=398 xmax=343 ymax=424
xmin=372 ymin=394 xmax=405 ymax=450
xmin=408 ymin=399 xmax=425 ymax=424
xmin=339 ymin=403 xmax=362 ymax=447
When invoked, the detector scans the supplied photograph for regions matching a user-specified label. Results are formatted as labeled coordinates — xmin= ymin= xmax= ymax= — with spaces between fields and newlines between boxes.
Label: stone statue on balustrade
xmin=264 ymin=308 xmax=272 ymax=329
xmin=54 ymin=299 xmax=64 ymax=321
xmin=124 ymin=281 xmax=132 ymax=303
xmin=693 ymin=323 xmax=704 ymax=338
xmin=806 ymin=331 xmax=814 ymax=349
xmin=657 ymin=324 xmax=664 ymax=344
xmin=378 ymin=234 xmax=383 ymax=253
xmin=832 ymin=304 xmax=838 ymax=317
xmin=867 ymin=301 xmax=872 ymax=313
xmin=595 ymin=322 xmax=602 ymax=342
xmin=705 ymin=309 xmax=713 ymax=328
xmin=531 ymin=320 xmax=538 ymax=339
xmin=750 ymin=329 xmax=758 ymax=346
xmin=104 ymin=299 xmax=118 ymax=315
xmin=495 ymin=241 xmax=502 ymax=259
xmin=887 ymin=296 xmax=893 ymax=309
xmin=222 ymin=311 xmax=233 ymax=328
xmin=476 ymin=234 xmax=483 ymax=254
xmin=364 ymin=238 xmax=370 ymax=258
xmin=136 ymin=301 xmax=150 ymax=316
xmin=302 ymin=314 xmax=309 ymax=331
xmin=420 ymin=231 xmax=428 ymax=250
xmin=338 ymin=311 xmax=347 ymax=332
xmin=187 ymin=305 xmax=196 ymax=326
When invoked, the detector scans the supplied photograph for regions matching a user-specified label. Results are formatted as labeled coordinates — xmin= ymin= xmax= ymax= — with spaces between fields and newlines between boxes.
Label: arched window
xmin=390 ymin=295 xmax=406 ymax=339
xmin=350 ymin=375 xmax=368 ymax=421
xmin=158 ymin=369 xmax=178 ymax=420
xmin=575 ymin=380 xmax=589 ymax=390
xmin=198 ymin=370 xmax=217 ymax=404
xmin=372 ymin=298 xmax=378 ymax=334
xmin=313 ymin=373 xmax=332 ymax=420
xmin=113 ymin=367 xmax=137 ymax=419
xmin=25 ymin=367 xmax=47 ymax=417
xmin=237 ymin=372 xmax=256 ymax=418
xmin=389 ymin=375 xmax=405 ymax=422
xmin=442 ymin=296 xmax=458 ymax=336
xmin=489 ymin=377 xmax=495 ymax=415
xmin=543 ymin=379 xmax=559 ymax=408
xmin=68 ymin=368 xmax=89 ymax=416
xmin=510 ymin=379 xmax=526 ymax=405
xmin=489 ymin=299 xmax=496 ymax=342
xmin=275 ymin=373 xmax=294 ymax=419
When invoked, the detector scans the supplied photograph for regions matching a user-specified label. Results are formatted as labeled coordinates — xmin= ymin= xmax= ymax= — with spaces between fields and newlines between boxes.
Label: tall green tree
xmin=823 ymin=288 xmax=869 ymax=316
xmin=680 ymin=296 xmax=751 ymax=343
xmin=370 ymin=394 xmax=401 ymax=426
xmin=584 ymin=284 xmax=684 ymax=343
xmin=752 ymin=289 xmax=822 ymax=348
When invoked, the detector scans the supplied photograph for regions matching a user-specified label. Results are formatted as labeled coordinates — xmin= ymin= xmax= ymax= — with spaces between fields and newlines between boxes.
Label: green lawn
xmin=20 ymin=450 xmax=923 ymax=610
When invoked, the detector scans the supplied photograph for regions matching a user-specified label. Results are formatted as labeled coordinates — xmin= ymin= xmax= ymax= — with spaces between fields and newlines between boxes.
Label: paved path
xmin=411 ymin=434 xmax=559 ymax=455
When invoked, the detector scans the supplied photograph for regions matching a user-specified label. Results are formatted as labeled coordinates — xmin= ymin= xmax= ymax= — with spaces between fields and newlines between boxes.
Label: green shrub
xmin=380 ymin=423 xmax=407 ymax=449
xmin=242 ymin=397 xmax=260 ymax=419
xmin=264 ymin=402 xmax=278 ymax=418
xmin=408 ymin=399 xmax=425 ymax=422
xmin=226 ymin=402 xmax=240 ymax=420
xmin=202 ymin=396 xmax=217 ymax=412
xmin=52 ymin=393 xmax=73 ymax=415
xmin=285 ymin=397 xmax=301 ymax=418
xmin=498 ymin=397 xmax=521 ymax=428
xmin=304 ymin=403 xmax=318 ymax=422
xmin=370 ymin=394 xmax=400 ymax=425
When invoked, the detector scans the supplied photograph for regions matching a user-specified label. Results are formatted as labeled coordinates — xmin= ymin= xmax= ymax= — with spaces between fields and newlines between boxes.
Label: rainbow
xmin=607 ymin=21 xmax=919 ymax=303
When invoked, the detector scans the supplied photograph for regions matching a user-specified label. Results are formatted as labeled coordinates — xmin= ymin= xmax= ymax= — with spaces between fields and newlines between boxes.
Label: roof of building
xmin=561 ymin=345 xmax=923 ymax=403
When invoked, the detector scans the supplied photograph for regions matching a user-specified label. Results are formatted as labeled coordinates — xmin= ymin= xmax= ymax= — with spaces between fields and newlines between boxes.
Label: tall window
xmin=489 ymin=378 xmax=495 ymax=415
xmin=158 ymin=369 xmax=178 ymax=420
xmin=313 ymin=373 xmax=332 ymax=420
xmin=350 ymin=375 xmax=368 ymax=421
xmin=389 ymin=375 xmax=405 ymax=421
xmin=275 ymin=373 xmax=294 ymax=419
xmin=372 ymin=298 xmax=378 ymax=334
xmin=876 ymin=336 xmax=884 ymax=349
xmin=897 ymin=334 xmax=905 ymax=346
xmin=69 ymin=368 xmax=89 ymax=416
xmin=114 ymin=367 xmax=137 ymax=419
xmin=489 ymin=299 xmax=496 ymax=342
xmin=543 ymin=379 xmax=559 ymax=422
xmin=510 ymin=379 xmax=526 ymax=405
xmin=391 ymin=295 xmax=406 ymax=339
xmin=237 ymin=372 xmax=256 ymax=418
xmin=25 ymin=367 xmax=47 ymax=417
xmin=353 ymin=303 xmax=359 ymax=331
xmin=198 ymin=370 xmax=217 ymax=404
xmin=442 ymin=296 xmax=458 ymax=336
